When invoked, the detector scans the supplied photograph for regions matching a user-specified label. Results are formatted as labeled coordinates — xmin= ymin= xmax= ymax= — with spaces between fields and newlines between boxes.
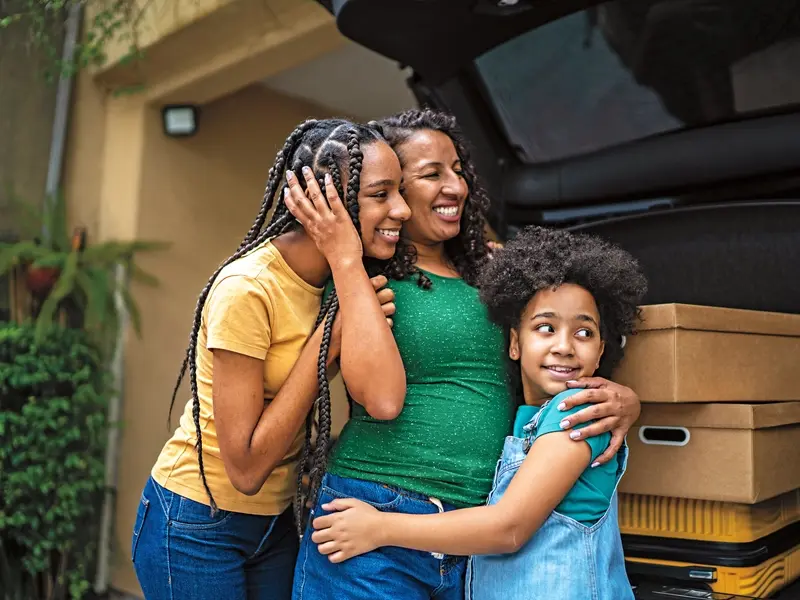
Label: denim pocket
xmin=131 ymin=496 xmax=150 ymax=563
xmin=169 ymin=494 xmax=235 ymax=530
xmin=317 ymin=475 xmax=403 ymax=512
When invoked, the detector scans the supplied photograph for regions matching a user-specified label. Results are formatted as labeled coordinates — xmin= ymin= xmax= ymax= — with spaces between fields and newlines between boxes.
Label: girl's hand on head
xmin=284 ymin=167 xmax=362 ymax=268
xmin=557 ymin=378 xmax=641 ymax=466
xmin=310 ymin=498 xmax=383 ymax=563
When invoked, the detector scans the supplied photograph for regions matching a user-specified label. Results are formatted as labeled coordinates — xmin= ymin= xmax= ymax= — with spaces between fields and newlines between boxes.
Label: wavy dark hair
xmin=166 ymin=119 xmax=384 ymax=531
xmin=369 ymin=109 xmax=490 ymax=288
xmin=478 ymin=226 xmax=647 ymax=402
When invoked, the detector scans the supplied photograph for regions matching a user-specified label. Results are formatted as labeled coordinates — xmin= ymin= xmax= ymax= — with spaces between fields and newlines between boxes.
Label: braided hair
xmin=166 ymin=119 xmax=383 ymax=521
xmin=372 ymin=109 xmax=490 ymax=289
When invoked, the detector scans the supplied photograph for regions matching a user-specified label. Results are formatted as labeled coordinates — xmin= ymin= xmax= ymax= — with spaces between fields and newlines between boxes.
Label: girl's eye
xmin=371 ymin=191 xmax=388 ymax=199
xmin=423 ymin=172 xmax=439 ymax=179
xmin=576 ymin=329 xmax=594 ymax=338
xmin=535 ymin=324 xmax=554 ymax=334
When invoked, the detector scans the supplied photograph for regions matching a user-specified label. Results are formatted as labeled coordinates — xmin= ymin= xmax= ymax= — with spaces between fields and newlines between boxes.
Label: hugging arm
xmin=310 ymin=430 xmax=590 ymax=560
xmin=558 ymin=378 xmax=640 ymax=466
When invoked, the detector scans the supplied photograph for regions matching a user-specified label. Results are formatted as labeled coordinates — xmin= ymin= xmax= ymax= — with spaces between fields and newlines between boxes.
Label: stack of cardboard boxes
xmin=612 ymin=304 xmax=800 ymax=599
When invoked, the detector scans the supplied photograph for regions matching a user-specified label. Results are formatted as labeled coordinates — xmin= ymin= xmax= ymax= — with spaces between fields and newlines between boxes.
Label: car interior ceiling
xmin=324 ymin=0 xmax=800 ymax=315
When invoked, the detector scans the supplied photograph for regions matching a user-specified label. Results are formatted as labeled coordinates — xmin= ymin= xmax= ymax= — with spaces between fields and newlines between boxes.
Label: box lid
xmin=637 ymin=304 xmax=800 ymax=336
xmin=637 ymin=402 xmax=800 ymax=430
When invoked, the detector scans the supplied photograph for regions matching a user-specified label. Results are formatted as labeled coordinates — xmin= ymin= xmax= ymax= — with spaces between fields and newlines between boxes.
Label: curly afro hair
xmin=478 ymin=226 xmax=648 ymax=384
xmin=370 ymin=109 xmax=490 ymax=288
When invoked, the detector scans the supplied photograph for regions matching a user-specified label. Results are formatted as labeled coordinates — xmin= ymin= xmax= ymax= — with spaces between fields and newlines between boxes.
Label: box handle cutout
xmin=639 ymin=426 xmax=691 ymax=446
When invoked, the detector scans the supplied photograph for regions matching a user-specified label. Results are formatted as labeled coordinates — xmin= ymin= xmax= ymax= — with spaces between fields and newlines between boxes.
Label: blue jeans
xmin=132 ymin=477 xmax=298 ymax=600
xmin=292 ymin=473 xmax=466 ymax=600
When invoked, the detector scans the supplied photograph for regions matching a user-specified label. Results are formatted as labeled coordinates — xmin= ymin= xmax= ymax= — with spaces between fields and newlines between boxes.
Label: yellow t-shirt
xmin=152 ymin=241 xmax=323 ymax=515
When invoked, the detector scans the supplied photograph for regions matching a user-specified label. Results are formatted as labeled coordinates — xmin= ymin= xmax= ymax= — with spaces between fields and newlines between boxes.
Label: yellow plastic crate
xmin=619 ymin=490 xmax=800 ymax=543
xmin=625 ymin=543 xmax=800 ymax=599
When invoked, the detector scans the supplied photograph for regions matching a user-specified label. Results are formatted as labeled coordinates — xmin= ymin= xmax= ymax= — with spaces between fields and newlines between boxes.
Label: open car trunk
xmin=317 ymin=0 xmax=800 ymax=315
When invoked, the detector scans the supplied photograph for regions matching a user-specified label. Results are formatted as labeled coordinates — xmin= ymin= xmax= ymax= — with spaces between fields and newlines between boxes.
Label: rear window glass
xmin=476 ymin=1 xmax=800 ymax=163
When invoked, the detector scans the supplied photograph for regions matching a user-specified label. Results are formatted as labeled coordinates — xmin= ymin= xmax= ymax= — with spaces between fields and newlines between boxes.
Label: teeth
xmin=377 ymin=229 xmax=399 ymax=239
xmin=548 ymin=367 xmax=575 ymax=372
xmin=433 ymin=206 xmax=458 ymax=217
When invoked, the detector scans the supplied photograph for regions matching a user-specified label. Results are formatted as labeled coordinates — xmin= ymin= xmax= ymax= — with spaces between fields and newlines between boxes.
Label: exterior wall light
xmin=162 ymin=105 xmax=199 ymax=137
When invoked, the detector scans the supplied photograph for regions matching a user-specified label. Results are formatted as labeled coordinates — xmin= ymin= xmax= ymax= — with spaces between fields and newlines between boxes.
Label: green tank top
xmin=328 ymin=270 xmax=516 ymax=507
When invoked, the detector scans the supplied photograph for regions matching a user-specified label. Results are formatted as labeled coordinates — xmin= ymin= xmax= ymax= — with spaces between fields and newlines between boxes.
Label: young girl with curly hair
xmin=311 ymin=226 xmax=648 ymax=600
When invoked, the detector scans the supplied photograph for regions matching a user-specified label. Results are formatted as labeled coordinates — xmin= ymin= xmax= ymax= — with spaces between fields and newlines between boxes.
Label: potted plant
xmin=0 ymin=190 xmax=169 ymax=349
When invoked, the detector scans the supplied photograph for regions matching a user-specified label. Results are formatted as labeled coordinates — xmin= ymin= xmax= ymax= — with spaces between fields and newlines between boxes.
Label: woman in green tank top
xmin=290 ymin=110 xmax=642 ymax=600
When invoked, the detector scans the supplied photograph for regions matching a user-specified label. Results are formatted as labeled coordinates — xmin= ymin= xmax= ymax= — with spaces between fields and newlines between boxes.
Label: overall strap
xmin=521 ymin=399 xmax=552 ymax=454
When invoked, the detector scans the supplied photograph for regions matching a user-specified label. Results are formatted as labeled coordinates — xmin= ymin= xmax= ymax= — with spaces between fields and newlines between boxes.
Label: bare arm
xmin=214 ymin=319 xmax=339 ymax=496
xmin=214 ymin=275 xmax=395 ymax=496
xmin=285 ymin=169 xmax=406 ymax=420
xmin=311 ymin=431 xmax=591 ymax=560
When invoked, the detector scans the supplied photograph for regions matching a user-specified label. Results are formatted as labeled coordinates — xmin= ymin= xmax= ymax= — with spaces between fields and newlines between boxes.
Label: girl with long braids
xmin=131 ymin=119 xmax=410 ymax=600
xmin=290 ymin=109 xmax=643 ymax=600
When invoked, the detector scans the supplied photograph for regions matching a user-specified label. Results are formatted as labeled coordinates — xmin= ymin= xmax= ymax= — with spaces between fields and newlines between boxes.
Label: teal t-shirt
xmin=514 ymin=389 xmax=618 ymax=524
xmin=328 ymin=271 xmax=516 ymax=507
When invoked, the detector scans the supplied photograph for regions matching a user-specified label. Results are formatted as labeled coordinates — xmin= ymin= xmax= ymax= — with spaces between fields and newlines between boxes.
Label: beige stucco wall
xmin=0 ymin=21 xmax=62 ymax=237
xmin=94 ymin=0 xmax=344 ymax=105
xmin=62 ymin=53 xmax=355 ymax=600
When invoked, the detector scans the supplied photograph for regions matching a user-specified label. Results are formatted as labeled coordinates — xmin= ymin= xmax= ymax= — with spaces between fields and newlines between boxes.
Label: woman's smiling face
xmin=356 ymin=140 xmax=412 ymax=260
xmin=394 ymin=129 xmax=469 ymax=246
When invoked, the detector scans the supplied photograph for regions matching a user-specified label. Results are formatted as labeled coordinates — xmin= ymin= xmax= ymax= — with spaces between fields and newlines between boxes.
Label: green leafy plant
xmin=0 ymin=0 xmax=147 ymax=80
xmin=0 ymin=190 xmax=169 ymax=350
xmin=0 ymin=323 xmax=109 ymax=600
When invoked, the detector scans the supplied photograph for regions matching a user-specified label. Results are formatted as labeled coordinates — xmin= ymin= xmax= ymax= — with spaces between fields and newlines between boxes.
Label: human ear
xmin=509 ymin=328 xmax=520 ymax=361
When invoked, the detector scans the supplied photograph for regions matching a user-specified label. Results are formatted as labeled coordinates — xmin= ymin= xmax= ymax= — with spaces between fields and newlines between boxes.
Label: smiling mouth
xmin=376 ymin=228 xmax=400 ymax=241
xmin=543 ymin=365 xmax=580 ymax=380
xmin=433 ymin=206 xmax=459 ymax=217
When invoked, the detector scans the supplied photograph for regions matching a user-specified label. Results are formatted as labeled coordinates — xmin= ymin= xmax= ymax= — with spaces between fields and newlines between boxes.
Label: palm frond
xmin=75 ymin=268 xmax=110 ymax=333
xmin=0 ymin=242 xmax=48 ymax=275
xmin=121 ymin=284 xmax=143 ymax=338
xmin=34 ymin=251 xmax=80 ymax=340
xmin=130 ymin=264 xmax=160 ymax=287
xmin=29 ymin=252 xmax=67 ymax=269
xmin=82 ymin=241 xmax=170 ymax=266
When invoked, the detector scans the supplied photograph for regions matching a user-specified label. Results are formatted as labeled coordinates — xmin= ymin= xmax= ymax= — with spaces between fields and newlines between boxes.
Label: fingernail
xmin=557 ymin=402 xmax=566 ymax=411
xmin=302 ymin=165 xmax=311 ymax=175
xmin=283 ymin=187 xmax=289 ymax=197
xmin=566 ymin=380 xmax=578 ymax=385
xmin=324 ymin=173 xmax=332 ymax=184
xmin=591 ymin=462 xmax=600 ymax=468
xmin=559 ymin=419 xmax=570 ymax=429
xmin=569 ymin=430 xmax=581 ymax=440
xmin=286 ymin=170 xmax=294 ymax=181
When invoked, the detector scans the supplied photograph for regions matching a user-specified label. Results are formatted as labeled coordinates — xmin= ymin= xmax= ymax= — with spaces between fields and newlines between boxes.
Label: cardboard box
xmin=613 ymin=304 xmax=800 ymax=402
xmin=620 ymin=402 xmax=800 ymax=503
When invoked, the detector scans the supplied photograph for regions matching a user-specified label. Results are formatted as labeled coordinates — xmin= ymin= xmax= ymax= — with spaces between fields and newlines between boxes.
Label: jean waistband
xmin=324 ymin=473 xmax=459 ymax=511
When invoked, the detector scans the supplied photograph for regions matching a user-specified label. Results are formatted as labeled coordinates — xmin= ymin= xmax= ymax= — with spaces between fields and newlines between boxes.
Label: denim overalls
xmin=466 ymin=401 xmax=634 ymax=600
